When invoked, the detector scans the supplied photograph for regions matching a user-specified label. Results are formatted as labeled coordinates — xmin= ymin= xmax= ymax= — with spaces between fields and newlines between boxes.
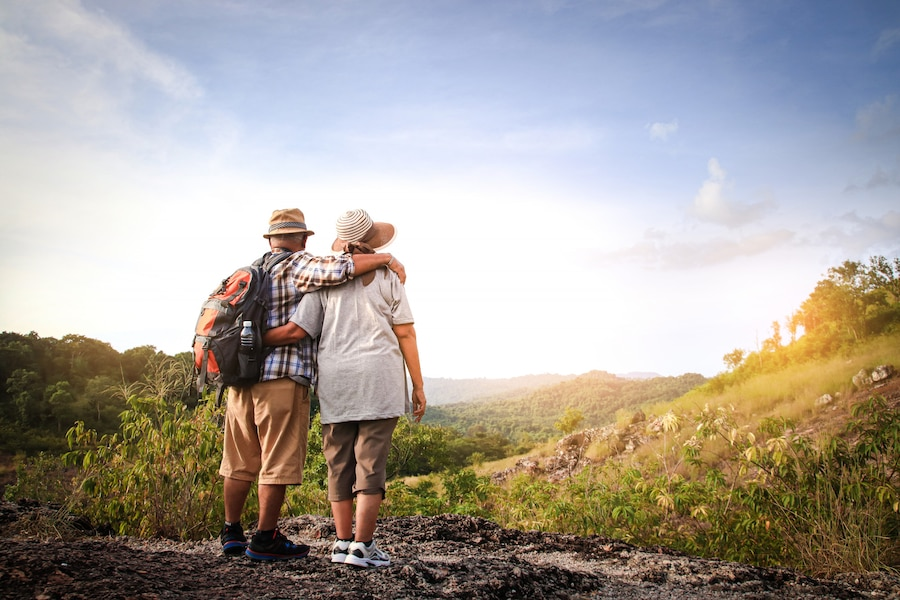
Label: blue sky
xmin=1 ymin=0 xmax=898 ymax=380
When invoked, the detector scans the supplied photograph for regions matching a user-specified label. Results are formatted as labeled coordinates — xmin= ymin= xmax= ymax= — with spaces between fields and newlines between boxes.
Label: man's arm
xmin=263 ymin=322 xmax=308 ymax=346
xmin=352 ymin=253 xmax=406 ymax=284
xmin=392 ymin=323 xmax=426 ymax=422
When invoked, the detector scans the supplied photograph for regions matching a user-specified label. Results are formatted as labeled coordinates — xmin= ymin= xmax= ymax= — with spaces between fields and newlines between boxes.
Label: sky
xmin=1 ymin=0 xmax=899 ymax=381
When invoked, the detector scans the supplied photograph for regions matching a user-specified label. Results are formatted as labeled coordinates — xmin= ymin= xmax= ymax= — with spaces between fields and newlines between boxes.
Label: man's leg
xmin=224 ymin=477 xmax=252 ymax=523
xmin=219 ymin=386 xmax=258 ymax=554
xmin=254 ymin=378 xmax=308 ymax=531
xmin=244 ymin=380 xmax=310 ymax=561
xmin=257 ymin=483 xmax=286 ymax=531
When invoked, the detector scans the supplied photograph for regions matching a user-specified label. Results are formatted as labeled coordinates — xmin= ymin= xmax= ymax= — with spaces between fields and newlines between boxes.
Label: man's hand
xmin=411 ymin=388 xmax=426 ymax=423
xmin=388 ymin=256 xmax=406 ymax=284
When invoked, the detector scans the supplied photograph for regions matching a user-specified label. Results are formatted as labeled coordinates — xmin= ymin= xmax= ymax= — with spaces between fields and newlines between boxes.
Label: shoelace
xmin=273 ymin=531 xmax=301 ymax=549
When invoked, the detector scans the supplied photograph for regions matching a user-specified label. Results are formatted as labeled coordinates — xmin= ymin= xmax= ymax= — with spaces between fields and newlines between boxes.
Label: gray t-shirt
xmin=291 ymin=268 xmax=414 ymax=424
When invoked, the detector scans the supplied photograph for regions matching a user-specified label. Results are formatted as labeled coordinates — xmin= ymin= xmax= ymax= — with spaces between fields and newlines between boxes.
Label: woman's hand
xmin=411 ymin=388 xmax=426 ymax=423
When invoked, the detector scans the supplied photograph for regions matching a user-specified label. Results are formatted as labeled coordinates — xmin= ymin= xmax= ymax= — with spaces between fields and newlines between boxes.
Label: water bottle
xmin=238 ymin=320 xmax=256 ymax=379
xmin=240 ymin=321 xmax=254 ymax=349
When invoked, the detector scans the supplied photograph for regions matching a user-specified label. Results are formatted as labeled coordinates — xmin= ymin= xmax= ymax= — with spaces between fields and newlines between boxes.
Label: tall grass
xmin=660 ymin=333 xmax=900 ymax=423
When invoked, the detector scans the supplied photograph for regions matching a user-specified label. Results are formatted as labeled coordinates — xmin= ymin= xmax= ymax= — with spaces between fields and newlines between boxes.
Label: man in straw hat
xmin=218 ymin=208 xmax=405 ymax=561
xmin=264 ymin=208 xmax=426 ymax=568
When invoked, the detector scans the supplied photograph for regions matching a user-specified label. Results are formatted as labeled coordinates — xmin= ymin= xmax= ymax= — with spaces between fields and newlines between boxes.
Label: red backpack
xmin=193 ymin=252 xmax=292 ymax=404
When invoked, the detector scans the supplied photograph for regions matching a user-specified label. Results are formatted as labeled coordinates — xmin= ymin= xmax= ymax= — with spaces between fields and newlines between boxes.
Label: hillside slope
xmin=492 ymin=370 xmax=900 ymax=487
xmin=426 ymin=371 xmax=707 ymax=438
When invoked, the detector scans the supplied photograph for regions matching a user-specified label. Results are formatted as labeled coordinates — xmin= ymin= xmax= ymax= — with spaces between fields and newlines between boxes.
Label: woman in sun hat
xmin=264 ymin=208 xmax=427 ymax=568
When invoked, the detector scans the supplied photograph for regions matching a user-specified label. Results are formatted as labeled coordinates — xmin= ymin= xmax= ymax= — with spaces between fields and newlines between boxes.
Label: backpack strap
xmin=256 ymin=250 xmax=293 ymax=271
xmin=196 ymin=339 xmax=210 ymax=399
xmin=215 ymin=383 xmax=226 ymax=408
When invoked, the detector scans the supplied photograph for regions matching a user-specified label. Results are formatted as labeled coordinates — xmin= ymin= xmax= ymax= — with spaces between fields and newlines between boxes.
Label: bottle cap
xmin=243 ymin=320 xmax=252 ymax=327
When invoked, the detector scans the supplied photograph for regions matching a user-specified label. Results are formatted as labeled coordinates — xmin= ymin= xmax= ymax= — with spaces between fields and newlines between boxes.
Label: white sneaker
xmin=344 ymin=539 xmax=390 ymax=567
xmin=331 ymin=539 xmax=352 ymax=563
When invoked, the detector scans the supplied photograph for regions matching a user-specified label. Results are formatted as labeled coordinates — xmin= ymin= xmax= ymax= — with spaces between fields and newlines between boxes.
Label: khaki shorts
xmin=219 ymin=378 xmax=310 ymax=485
xmin=322 ymin=417 xmax=399 ymax=501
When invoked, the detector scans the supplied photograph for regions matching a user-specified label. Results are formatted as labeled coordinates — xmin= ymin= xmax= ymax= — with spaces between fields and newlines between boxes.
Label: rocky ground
xmin=0 ymin=502 xmax=898 ymax=600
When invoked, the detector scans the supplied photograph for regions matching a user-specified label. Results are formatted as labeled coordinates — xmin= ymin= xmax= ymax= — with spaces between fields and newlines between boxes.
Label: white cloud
xmin=0 ymin=0 xmax=201 ymax=136
xmin=533 ymin=0 xmax=668 ymax=19
xmin=340 ymin=123 xmax=597 ymax=156
xmin=646 ymin=119 xmax=679 ymax=141
xmin=597 ymin=227 xmax=796 ymax=269
xmin=819 ymin=211 xmax=900 ymax=256
xmin=688 ymin=158 xmax=773 ymax=228
xmin=874 ymin=27 xmax=900 ymax=57
xmin=854 ymin=95 xmax=900 ymax=141
xmin=844 ymin=160 xmax=900 ymax=192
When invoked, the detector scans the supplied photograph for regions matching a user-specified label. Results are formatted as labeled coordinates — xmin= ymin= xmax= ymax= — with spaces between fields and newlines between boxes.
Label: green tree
xmin=0 ymin=335 xmax=39 ymax=420
xmin=554 ymin=406 xmax=584 ymax=435
xmin=388 ymin=419 xmax=457 ymax=477
xmin=83 ymin=375 xmax=121 ymax=430
xmin=723 ymin=348 xmax=745 ymax=371
xmin=53 ymin=335 xmax=121 ymax=386
xmin=6 ymin=369 xmax=44 ymax=426
xmin=864 ymin=255 xmax=900 ymax=301
xmin=119 ymin=345 xmax=161 ymax=383
xmin=798 ymin=278 xmax=859 ymax=348
xmin=46 ymin=380 xmax=78 ymax=433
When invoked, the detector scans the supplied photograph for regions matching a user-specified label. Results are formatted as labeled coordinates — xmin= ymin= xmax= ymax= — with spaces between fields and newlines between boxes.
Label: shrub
xmin=63 ymin=395 xmax=226 ymax=540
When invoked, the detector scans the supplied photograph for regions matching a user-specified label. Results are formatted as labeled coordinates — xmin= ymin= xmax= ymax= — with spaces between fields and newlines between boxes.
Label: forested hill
xmin=422 ymin=372 xmax=665 ymax=406
xmin=422 ymin=373 xmax=579 ymax=405
xmin=424 ymin=370 xmax=707 ymax=441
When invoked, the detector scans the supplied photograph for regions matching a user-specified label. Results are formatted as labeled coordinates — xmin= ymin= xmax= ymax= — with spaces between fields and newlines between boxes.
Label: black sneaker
xmin=245 ymin=529 xmax=310 ymax=561
xmin=220 ymin=523 xmax=248 ymax=556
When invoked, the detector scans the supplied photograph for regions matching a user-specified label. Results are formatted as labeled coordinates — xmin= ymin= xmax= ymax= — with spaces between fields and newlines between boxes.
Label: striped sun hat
xmin=332 ymin=209 xmax=396 ymax=252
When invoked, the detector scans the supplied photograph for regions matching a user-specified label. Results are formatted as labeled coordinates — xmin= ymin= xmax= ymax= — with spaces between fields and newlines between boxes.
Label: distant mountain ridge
xmin=617 ymin=371 xmax=663 ymax=380
xmin=423 ymin=370 xmax=707 ymax=440
xmin=423 ymin=371 xmax=663 ymax=406
xmin=422 ymin=373 xmax=579 ymax=406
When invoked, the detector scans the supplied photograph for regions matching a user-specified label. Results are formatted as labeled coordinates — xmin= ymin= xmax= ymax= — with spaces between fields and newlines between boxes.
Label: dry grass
xmin=646 ymin=333 xmax=900 ymax=426
xmin=472 ymin=439 xmax=559 ymax=477
xmin=6 ymin=504 xmax=87 ymax=541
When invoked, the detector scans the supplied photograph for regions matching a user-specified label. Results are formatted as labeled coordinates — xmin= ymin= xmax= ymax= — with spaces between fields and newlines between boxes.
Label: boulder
xmin=872 ymin=364 xmax=895 ymax=382
xmin=852 ymin=368 xmax=872 ymax=389
xmin=815 ymin=393 xmax=834 ymax=406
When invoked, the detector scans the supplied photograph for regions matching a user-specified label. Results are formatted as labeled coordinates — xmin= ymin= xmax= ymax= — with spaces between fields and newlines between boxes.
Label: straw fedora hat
xmin=331 ymin=209 xmax=396 ymax=252
xmin=263 ymin=208 xmax=315 ymax=238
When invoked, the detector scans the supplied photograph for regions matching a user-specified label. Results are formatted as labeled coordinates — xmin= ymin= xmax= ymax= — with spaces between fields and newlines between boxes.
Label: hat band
xmin=268 ymin=221 xmax=307 ymax=233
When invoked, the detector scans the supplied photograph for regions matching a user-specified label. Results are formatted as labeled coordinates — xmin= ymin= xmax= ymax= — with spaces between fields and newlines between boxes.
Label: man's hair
xmin=269 ymin=233 xmax=308 ymax=248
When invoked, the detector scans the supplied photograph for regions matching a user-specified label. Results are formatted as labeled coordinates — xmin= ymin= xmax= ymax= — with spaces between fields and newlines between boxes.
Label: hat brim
xmin=263 ymin=227 xmax=315 ymax=239
xmin=332 ymin=222 xmax=396 ymax=252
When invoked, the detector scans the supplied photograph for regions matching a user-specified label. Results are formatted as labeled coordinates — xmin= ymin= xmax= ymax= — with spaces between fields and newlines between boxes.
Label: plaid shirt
xmin=261 ymin=250 xmax=355 ymax=385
